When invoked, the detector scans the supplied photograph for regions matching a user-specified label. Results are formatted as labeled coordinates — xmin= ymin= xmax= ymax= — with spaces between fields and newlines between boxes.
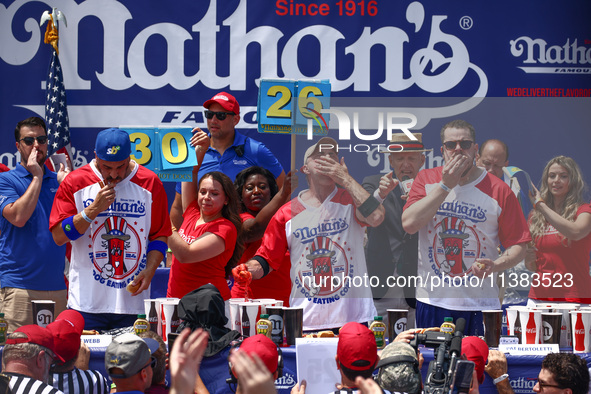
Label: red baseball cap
xmin=6 ymin=325 xmax=65 ymax=362
xmin=238 ymin=334 xmax=278 ymax=374
xmin=337 ymin=322 xmax=378 ymax=371
xmin=203 ymin=92 xmax=240 ymax=114
xmin=461 ymin=336 xmax=489 ymax=384
xmin=47 ymin=310 xmax=85 ymax=363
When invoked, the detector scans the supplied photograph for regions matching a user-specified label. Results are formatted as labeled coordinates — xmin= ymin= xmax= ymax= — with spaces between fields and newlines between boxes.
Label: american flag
xmin=44 ymin=49 xmax=72 ymax=165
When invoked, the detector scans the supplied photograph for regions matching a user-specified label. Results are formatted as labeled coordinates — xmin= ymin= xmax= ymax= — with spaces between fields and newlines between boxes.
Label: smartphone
xmin=451 ymin=360 xmax=475 ymax=393
xmin=168 ymin=332 xmax=180 ymax=353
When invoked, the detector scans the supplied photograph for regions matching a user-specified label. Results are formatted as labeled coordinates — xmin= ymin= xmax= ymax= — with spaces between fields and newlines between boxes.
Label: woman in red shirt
xmin=527 ymin=156 xmax=591 ymax=304
xmin=231 ymin=166 xmax=294 ymax=304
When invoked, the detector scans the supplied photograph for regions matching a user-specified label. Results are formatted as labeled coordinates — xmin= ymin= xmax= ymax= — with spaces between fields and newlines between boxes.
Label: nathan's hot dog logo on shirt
xmin=432 ymin=216 xmax=481 ymax=277
xmin=294 ymin=235 xmax=353 ymax=302
xmin=89 ymin=215 xmax=146 ymax=288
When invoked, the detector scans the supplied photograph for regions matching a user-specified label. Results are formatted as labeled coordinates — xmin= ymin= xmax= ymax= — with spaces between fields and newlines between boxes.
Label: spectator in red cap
xmin=334 ymin=322 xmax=379 ymax=392
xmin=461 ymin=336 xmax=489 ymax=392
xmin=228 ymin=334 xmax=281 ymax=394
xmin=169 ymin=91 xmax=285 ymax=230
xmin=48 ymin=310 xmax=109 ymax=394
xmin=3 ymin=324 xmax=65 ymax=393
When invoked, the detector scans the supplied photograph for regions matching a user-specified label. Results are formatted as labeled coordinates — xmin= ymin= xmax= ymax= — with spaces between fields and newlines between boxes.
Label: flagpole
xmin=40 ymin=8 xmax=74 ymax=172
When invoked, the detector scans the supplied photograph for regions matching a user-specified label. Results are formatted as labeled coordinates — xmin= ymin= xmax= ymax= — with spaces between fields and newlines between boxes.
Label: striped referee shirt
xmin=52 ymin=368 xmax=109 ymax=394
xmin=5 ymin=372 xmax=65 ymax=394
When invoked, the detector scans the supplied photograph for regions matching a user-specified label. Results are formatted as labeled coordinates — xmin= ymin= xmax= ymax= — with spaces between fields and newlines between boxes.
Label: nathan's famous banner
xmin=1 ymin=0 xmax=590 ymax=195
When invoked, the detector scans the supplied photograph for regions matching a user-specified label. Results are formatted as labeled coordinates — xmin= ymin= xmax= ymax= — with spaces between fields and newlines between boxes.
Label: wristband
xmin=493 ymin=373 xmax=509 ymax=384
xmin=358 ymin=195 xmax=380 ymax=217
xmin=373 ymin=189 xmax=385 ymax=204
xmin=62 ymin=216 xmax=83 ymax=241
xmin=80 ymin=209 xmax=93 ymax=223
xmin=147 ymin=240 xmax=168 ymax=256
xmin=439 ymin=182 xmax=452 ymax=193
xmin=534 ymin=197 xmax=544 ymax=210
xmin=252 ymin=256 xmax=270 ymax=278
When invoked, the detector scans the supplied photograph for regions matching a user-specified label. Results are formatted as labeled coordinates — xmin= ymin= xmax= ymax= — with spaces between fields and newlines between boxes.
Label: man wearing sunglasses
xmin=105 ymin=333 xmax=160 ymax=393
xmin=0 ymin=116 xmax=69 ymax=331
xmin=402 ymin=119 xmax=530 ymax=336
xmin=170 ymin=92 xmax=284 ymax=228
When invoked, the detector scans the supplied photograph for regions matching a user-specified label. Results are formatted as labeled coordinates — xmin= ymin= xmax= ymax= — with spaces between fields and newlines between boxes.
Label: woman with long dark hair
xmin=167 ymin=131 xmax=243 ymax=304
xmin=527 ymin=155 xmax=591 ymax=304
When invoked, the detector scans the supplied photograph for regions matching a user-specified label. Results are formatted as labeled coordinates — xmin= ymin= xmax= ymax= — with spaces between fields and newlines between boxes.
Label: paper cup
xmin=541 ymin=312 xmax=562 ymax=344
xmin=570 ymin=310 xmax=591 ymax=353
xmin=239 ymin=302 xmax=259 ymax=338
xmin=506 ymin=306 xmax=527 ymax=342
xmin=482 ymin=310 xmax=503 ymax=348
xmin=519 ymin=309 xmax=542 ymax=344
xmin=553 ymin=306 xmax=577 ymax=347
xmin=155 ymin=297 xmax=177 ymax=336
xmin=229 ymin=298 xmax=246 ymax=331
xmin=161 ymin=299 xmax=180 ymax=342
xmin=252 ymin=298 xmax=280 ymax=315
xmin=387 ymin=309 xmax=408 ymax=342
xmin=266 ymin=306 xmax=284 ymax=346
xmin=283 ymin=307 xmax=303 ymax=346
xmin=32 ymin=300 xmax=55 ymax=328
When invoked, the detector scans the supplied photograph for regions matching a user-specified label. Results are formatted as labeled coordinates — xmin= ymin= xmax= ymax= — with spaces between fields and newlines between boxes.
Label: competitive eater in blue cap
xmin=49 ymin=128 xmax=171 ymax=331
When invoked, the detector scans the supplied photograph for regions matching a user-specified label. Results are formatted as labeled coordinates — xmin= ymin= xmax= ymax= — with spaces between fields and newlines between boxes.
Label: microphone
xmin=450 ymin=318 xmax=466 ymax=358
xmin=400 ymin=175 xmax=413 ymax=195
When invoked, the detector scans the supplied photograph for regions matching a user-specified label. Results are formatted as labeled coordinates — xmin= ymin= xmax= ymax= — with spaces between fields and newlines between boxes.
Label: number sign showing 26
xmin=258 ymin=79 xmax=331 ymax=135
xmin=123 ymin=127 xmax=197 ymax=182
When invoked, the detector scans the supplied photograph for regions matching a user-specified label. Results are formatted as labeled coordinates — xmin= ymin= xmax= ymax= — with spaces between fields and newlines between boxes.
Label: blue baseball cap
xmin=95 ymin=128 xmax=131 ymax=162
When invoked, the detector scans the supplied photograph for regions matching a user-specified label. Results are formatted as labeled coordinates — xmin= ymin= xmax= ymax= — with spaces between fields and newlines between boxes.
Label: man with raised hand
xmin=50 ymin=127 xmax=171 ymax=330
xmin=402 ymin=120 xmax=530 ymax=336
xmin=240 ymin=137 xmax=385 ymax=331
xmin=0 ymin=117 xmax=69 ymax=331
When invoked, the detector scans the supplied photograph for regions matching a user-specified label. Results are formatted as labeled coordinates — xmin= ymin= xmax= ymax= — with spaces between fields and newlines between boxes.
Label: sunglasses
xmin=204 ymin=110 xmax=235 ymax=121
xmin=19 ymin=136 xmax=48 ymax=146
xmin=443 ymin=140 xmax=474 ymax=151
xmin=142 ymin=357 xmax=157 ymax=371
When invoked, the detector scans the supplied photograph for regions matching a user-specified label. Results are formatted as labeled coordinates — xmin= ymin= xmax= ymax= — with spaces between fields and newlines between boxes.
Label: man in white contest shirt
xmin=239 ymin=137 xmax=391 ymax=331
xmin=50 ymin=128 xmax=171 ymax=331
xmin=402 ymin=120 xmax=530 ymax=336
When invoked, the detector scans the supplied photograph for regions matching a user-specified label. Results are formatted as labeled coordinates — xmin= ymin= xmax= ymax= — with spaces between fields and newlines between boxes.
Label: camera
xmin=409 ymin=318 xmax=470 ymax=394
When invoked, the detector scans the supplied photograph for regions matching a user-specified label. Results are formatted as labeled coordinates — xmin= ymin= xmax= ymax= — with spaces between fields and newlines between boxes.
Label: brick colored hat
xmin=238 ymin=334 xmax=278 ymax=374
xmin=203 ymin=92 xmax=240 ymax=114
xmin=7 ymin=325 xmax=65 ymax=363
xmin=337 ymin=322 xmax=378 ymax=371
xmin=461 ymin=336 xmax=489 ymax=384
xmin=47 ymin=310 xmax=85 ymax=363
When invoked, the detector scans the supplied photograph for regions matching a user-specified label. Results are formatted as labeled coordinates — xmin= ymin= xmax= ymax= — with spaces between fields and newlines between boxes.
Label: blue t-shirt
xmin=175 ymin=131 xmax=283 ymax=193
xmin=0 ymin=164 xmax=66 ymax=290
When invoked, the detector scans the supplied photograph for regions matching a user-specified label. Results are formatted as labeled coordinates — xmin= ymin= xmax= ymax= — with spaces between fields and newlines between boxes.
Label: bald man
xmin=476 ymin=139 xmax=509 ymax=180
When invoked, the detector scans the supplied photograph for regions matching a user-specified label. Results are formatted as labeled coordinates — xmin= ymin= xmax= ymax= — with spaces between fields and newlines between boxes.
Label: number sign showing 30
xmin=257 ymin=79 xmax=331 ymax=135
xmin=123 ymin=127 xmax=197 ymax=182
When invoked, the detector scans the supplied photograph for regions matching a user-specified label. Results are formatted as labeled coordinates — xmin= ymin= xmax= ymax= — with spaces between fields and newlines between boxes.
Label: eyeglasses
xmin=19 ymin=136 xmax=48 ymax=146
xmin=443 ymin=140 xmax=474 ymax=151
xmin=144 ymin=357 xmax=157 ymax=370
xmin=204 ymin=110 xmax=235 ymax=121
xmin=535 ymin=380 xmax=564 ymax=391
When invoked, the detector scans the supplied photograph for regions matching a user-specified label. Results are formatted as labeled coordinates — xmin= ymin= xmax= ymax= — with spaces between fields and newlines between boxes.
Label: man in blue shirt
xmin=0 ymin=117 xmax=68 ymax=332
xmin=170 ymin=92 xmax=285 ymax=227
